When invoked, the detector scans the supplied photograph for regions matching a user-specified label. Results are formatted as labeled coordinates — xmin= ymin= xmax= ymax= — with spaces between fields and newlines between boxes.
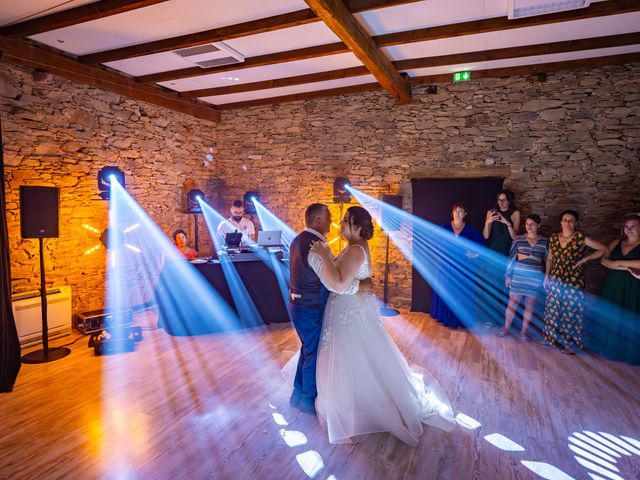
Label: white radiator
xmin=11 ymin=286 xmax=72 ymax=347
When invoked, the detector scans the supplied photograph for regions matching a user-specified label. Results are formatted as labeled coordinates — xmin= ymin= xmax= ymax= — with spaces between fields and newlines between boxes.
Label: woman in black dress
xmin=482 ymin=190 xmax=521 ymax=326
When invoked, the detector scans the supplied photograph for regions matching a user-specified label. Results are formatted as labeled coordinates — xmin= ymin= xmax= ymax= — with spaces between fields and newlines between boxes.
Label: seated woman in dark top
xmin=430 ymin=202 xmax=485 ymax=329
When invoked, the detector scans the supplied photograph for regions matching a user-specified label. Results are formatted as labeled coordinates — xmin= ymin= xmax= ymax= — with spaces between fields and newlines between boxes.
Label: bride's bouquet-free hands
xmin=310 ymin=240 xmax=332 ymax=262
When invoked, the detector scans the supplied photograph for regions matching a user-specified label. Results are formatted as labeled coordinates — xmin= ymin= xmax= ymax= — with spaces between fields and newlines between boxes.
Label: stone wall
xmin=1 ymin=64 xmax=220 ymax=314
xmin=213 ymin=63 xmax=639 ymax=304
xmin=2 ymin=61 xmax=639 ymax=314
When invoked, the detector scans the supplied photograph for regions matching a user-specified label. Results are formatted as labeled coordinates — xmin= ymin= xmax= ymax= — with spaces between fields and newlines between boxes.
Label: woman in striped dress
xmin=498 ymin=215 xmax=549 ymax=341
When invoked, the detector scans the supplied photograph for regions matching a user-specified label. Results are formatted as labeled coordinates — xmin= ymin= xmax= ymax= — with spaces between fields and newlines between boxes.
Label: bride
xmin=290 ymin=206 xmax=455 ymax=446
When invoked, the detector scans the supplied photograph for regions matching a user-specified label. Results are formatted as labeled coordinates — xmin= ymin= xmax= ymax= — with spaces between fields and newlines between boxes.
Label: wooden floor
xmin=2 ymin=311 xmax=640 ymax=480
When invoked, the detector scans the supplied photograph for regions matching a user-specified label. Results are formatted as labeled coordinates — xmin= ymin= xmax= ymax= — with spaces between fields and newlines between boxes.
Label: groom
xmin=288 ymin=203 xmax=364 ymax=414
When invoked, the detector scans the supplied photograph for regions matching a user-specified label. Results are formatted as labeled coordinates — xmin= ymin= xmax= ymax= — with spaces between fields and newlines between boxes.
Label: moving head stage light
xmin=98 ymin=166 xmax=125 ymax=200
xmin=333 ymin=177 xmax=352 ymax=204
xmin=244 ymin=191 xmax=259 ymax=214
xmin=187 ymin=189 xmax=204 ymax=213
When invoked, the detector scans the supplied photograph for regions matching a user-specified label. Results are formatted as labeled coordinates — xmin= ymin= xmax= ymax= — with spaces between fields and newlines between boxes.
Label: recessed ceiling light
xmin=221 ymin=76 xmax=240 ymax=81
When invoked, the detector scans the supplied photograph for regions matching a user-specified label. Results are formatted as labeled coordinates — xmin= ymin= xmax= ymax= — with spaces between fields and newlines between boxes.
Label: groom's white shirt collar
xmin=303 ymin=227 xmax=326 ymax=242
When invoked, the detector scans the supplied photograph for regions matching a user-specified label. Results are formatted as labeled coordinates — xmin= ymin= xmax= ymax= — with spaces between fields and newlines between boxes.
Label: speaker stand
xmin=380 ymin=233 xmax=399 ymax=317
xmin=192 ymin=212 xmax=200 ymax=252
xmin=21 ymin=238 xmax=71 ymax=364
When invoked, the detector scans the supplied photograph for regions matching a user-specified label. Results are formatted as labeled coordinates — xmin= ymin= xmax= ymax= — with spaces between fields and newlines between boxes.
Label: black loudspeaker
xmin=19 ymin=185 xmax=70 ymax=363
xmin=380 ymin=194 xmax=402 ymax=232
xmin=20 ymin=186 xmax=59 ymax=238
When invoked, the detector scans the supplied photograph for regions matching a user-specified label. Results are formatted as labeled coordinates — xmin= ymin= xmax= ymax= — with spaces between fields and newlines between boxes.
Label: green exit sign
xmin=453 ymin=71 xmax=471 ymax=82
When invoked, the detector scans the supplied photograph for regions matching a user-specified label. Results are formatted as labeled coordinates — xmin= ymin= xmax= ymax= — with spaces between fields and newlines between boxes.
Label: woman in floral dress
xmin=543 ymin=210 xmax=607 ymax=354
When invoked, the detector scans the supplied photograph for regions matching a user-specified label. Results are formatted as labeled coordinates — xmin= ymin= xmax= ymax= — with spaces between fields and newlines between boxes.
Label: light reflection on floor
xmin=484 ymin=433 xmax=525 ymax=451
xmin=270 ymin=402 xmax=338 ymax=478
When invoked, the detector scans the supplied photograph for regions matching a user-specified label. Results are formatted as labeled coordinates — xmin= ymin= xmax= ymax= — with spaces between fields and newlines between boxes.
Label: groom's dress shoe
xmin=298 ymin=401 xmax=317 ymax=416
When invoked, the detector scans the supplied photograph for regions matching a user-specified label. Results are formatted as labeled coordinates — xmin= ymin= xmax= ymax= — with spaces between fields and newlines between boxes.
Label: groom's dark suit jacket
xmin=289 ymin=230 xmax=329 ymax=307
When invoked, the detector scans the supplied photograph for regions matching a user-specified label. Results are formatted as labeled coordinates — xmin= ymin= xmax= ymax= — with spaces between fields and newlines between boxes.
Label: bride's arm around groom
xmin=309 ymin=240 xmax=366 ymax=293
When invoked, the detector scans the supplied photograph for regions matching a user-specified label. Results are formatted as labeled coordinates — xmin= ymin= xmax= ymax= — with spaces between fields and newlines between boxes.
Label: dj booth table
xmin=156 ymin=254 xmax=291 ymax=336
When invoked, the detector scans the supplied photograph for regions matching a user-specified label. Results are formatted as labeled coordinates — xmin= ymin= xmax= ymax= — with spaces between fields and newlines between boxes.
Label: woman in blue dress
xmin=430 ymin=203 xmax=485 ymax=329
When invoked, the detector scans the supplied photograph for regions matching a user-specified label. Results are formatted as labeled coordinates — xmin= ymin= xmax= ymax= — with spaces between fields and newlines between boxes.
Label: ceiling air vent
xmin=195 ymin=57 xmax=242 ymax=68
xmin=507 ymin=0 xmax=590 ymax=19
xmin=172 ymin=42 xmax=244 ymax=68
xmin=174 ymin=44 xmax=220 ymax=58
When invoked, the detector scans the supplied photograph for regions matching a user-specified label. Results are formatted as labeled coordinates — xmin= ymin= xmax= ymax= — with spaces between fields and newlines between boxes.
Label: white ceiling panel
xmin=105 ymin=50 xmax=199 ymax=77
xmin=355 ymin=0 xmax=508 ymax=36
xmin=222 ymin=21 xmax=340 ymax=58
xmin=0 ymin=0 xmax=94 ymax=27
xmin=482 ymin=12 xmax=640 ymax=48
xmin=158 ymin=52 xmax=362 ymax=91
xmin=382 ymin=13 xmax=640 ymax=60
xmin=202 ymin=74 xmax=376 ymax=105
xmin=29 ymin=0 xmax=308 ymax=55
xmin=404 ymin=44 xmax=640 ymax=78
xmin=105 ymin=21 xmax=343 ymax=77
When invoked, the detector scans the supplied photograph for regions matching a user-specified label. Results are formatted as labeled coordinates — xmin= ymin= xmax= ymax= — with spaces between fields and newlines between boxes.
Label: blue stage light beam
xmin=253 ymin=199 xmax=297 ymax=251
xmin=347 ymin=186 xmax=514 ymax=331
xmin=249 ymin=198 xmax=294 ymax=305
xmin=349 ymin=186 xmax=640 ymax=386
xmin=198 ymin=198 xmax=263 ymax=327
xmin=106 ymin=180 xmax=241 ymax=337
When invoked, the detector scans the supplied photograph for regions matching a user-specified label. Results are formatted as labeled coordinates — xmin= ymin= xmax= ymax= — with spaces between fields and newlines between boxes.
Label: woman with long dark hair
xmin=483 ymin=190 xmax=521 ymax=255
xmin=481 ymin=190 xmax=521 ymax=326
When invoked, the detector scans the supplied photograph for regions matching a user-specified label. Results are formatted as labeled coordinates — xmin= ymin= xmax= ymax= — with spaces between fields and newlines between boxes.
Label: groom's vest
xmin=289 ymin=231 xmax=329 ymax=307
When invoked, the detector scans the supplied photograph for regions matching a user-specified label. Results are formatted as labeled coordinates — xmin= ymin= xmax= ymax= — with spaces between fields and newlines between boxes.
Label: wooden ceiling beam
xmin=394 ymin=31 xmax=640 ymax=70
xmin=136 ymin=42 xmax=349 ymax=84
xmin=79 ymin=0 xmax=422 ymax=65
xmin=179 ymin=32 xmax=640 ymax=98
xmin=409 ymin=52 xmax=640 ymax=85
xmin=217 ymin=83 xmax=381 ymax=110
xmin=0 ymin=0 xmax=169 ymax=38
xmin=376 ymin=0 xmax=640 ymax=47
xmin=137 ymin=0 xmax=640 ymax=85
xmin=180 ymin=66 xmax=370 ymax=98
xmin=0 ymin=37 xmax=220 ymax=122
xmin=304 ymin=0 xmax=410 ymax=101
xmin=217 ymin=52 xmax=640 ymax=110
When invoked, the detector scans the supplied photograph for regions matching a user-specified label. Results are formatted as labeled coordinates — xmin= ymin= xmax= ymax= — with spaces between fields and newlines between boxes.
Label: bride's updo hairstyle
xmin=347 ymin=206 xmax=374 ymax=240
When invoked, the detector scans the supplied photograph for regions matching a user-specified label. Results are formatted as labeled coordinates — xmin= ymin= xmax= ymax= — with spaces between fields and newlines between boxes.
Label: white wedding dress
xmin=284 ymin=244 xmax=455 ymax=446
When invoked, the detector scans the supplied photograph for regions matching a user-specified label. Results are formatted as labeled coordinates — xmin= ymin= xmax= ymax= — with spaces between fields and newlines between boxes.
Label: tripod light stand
xmin=380 ymin=231 xmax=399 ymax=317
xmin=379 ymin=194 xmax=402 ymax=317
xmin=187 ymin=189 xmax=204 ymax=252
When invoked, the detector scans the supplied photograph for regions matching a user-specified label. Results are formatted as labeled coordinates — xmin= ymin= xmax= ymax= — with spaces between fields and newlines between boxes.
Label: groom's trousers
xmin=291 ymin=303 xmax=324 ymax=407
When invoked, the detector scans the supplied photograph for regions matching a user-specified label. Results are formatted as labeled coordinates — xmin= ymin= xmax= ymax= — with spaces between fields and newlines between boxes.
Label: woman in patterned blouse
xmin=542 ymin=210 xmax=607 ymax=354
xmin=498 ymin=214 xmax=549 ymax=341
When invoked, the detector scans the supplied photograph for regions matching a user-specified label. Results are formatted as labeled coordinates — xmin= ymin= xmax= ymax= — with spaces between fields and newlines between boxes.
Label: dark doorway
xmin=411 ymin=177 xmax=504 ymax=313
